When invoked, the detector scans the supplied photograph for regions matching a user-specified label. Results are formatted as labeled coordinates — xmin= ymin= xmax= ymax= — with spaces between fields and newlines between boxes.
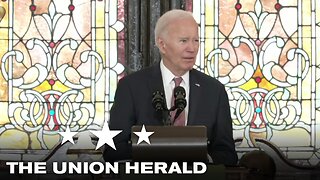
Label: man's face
xmin=158 ymin=18 xmax=199 ymax=76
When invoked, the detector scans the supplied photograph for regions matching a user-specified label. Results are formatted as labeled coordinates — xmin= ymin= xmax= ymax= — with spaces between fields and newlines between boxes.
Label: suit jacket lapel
xmin=147 ymin=62 xmax=165 ymax=100
xmin=188 ymin=69 xmax=201 ymax=125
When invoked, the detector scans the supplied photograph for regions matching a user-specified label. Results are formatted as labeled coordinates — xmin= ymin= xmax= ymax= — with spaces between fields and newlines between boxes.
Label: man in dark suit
xmin=104 ymin=9 xmax=238 ymax=165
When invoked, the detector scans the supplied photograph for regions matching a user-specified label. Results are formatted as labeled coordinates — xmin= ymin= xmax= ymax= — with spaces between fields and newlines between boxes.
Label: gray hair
xmin=154 ymin=9 xmax=195 ymax=47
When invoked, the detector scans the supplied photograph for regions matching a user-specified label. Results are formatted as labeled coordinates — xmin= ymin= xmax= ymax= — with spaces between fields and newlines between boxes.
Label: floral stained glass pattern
xmin=0 ymin=0 xmax=125 ymax=155
xmin=191 ymin=0 xmax=319 ymax=166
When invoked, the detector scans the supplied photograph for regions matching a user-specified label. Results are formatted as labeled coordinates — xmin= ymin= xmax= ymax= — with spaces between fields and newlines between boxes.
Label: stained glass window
xmin=190 ymin=0 xmax=320 ymax=166
xmin=0 ymin=0 xmax=125 ymax=160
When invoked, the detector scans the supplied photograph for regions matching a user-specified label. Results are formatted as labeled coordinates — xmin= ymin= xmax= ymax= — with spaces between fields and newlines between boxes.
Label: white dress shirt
xmin=160 ymin=60 xmax=190 ymax=125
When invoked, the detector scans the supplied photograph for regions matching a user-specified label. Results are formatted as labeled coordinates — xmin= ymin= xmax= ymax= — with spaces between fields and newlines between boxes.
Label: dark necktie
xmin=171 ymin=77 xmax=186 ymax=126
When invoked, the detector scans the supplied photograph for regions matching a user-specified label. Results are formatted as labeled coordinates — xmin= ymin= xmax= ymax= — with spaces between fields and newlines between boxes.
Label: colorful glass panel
xmin=0 ymin=0 xmax=124 ymax=156
xmin=191 ymin=0 xmax=319 ymax=166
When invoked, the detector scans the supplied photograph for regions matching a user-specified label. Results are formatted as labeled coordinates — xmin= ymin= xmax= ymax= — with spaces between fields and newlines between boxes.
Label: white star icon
xmin=133 ymin=125 xmax=154 ymax=145
xmin=90 ymin=123 xmax=122 ymax=150
xmin=58 ymin=126 xmax=78 ymax=144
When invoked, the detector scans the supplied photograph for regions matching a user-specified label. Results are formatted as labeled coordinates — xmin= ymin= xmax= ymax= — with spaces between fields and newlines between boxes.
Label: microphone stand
xmin=162 ymin=108 xmax=172 ymax=126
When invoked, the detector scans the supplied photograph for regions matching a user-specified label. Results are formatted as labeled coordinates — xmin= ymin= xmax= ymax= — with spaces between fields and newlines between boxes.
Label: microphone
xmin=152 ymin=90 xmax=171 ymax=125
xmin=152 ymin=91 xmax=165 ymax=112
xmin=173 ymin=86 xmax=187 ymax=120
